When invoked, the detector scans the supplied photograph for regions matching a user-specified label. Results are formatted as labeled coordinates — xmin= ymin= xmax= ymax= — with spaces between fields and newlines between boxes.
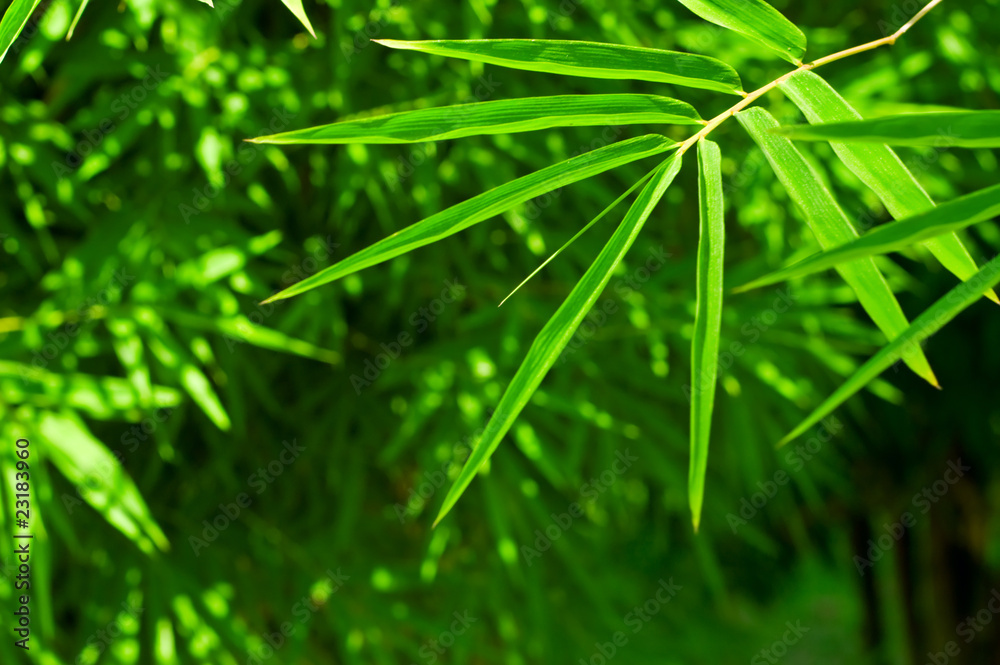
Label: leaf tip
xmin=986 ymin=289 xmax=1000 ymax=306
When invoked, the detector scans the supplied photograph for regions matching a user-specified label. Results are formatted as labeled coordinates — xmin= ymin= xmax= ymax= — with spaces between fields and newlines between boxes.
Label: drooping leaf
xmin=689 ymin=139 xmax=725 ymax=533
xmin=39 ymin=411 xmax=171 ymax=554
xmin=779 ymin=71 xmax=998 ymax=304
xmin=433 ymin=154 xmax=684 ymax=527
xmin=773 ymin=111 xmax=1000 ymax=148
xmin=779 ymin=253 xmax=1000 ymax=446
xmin=251 ymin=94 xmax=704 ymax=145
xmin=279 ymin=0 xmax=316 ymax=38
xmin=736 ymin=107 xmax=938 ymax=386
xmin=263 ymin=134 xmax=677 ymax=303
xmin=374 ymin=39 xmax=744 ymax=95
xmin=736 ymin=182 xmax=1000 ymax=291
xmin=675 ymin=0 xmax=806 ymax=64
xmin=0 ymin=0 xmax=41 ymax=63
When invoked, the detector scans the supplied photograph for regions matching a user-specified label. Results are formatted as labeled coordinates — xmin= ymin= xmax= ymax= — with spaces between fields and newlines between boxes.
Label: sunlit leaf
xmin=279 ymin=0 xmax=316 ymax=38
xmin=0 ymin=0 xmax=41 ymax=63
xmin=251 ymin=94 xmax=704 ymax=145
xmin=676 ymin=0 xmax=806 ymax=64
xmin=736 ymin=107 xmax=938 ymax=386
xmin=689 ymin=139 xmax=725 ymax=533
xmin=773 ymin=111 xmax=1000 ymax=148
xmin=375 ymin=39 xmax=744 ymax=95
xmin=778 ymin=71 xmax=998 ymax=304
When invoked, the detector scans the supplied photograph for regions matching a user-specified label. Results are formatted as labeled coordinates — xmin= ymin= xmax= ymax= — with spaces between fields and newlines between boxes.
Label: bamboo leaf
xmin=262 ymin=134 xmax=677 ymax=303
xmin=689 ymin=139 xmax=725 ymax=533
xmin=433 ymin=154 xmax=684 ymax=527
xmin=779 ymin=253 xmax=1000 ymax=446
xmin=676 ymin=0 xmax=806 ymax=64
xmin=0 ymin=0 xmax=41 ymax=63
xmin=374 ymin=39 xmax=744 ymax=95
xmin=779 ymin=71 xmax=998 ymax=303
xmin=773 ymin=111 xmax=1000 ymax=148
xmin=39 ymin=411 xmax=171 ymax=554
xmin=736 ymin=107 xmax=938 ymax=386
xmin=251 ymin=94 xmax=704 ymax=145
xmin=736 ymin=182 xmax=1000 ymax=291
xmin=279 ymin=0 xmax=316 ymax=38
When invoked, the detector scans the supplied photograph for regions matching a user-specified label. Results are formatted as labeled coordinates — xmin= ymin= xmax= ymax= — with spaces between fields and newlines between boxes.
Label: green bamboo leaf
xmin=66 ymin=0 xmax=91 ymax=40
xmin=689 ymin=139 xmax=725 ymax=533
xmin=0 ymin=0 xmax=41 ymax=63
xmin=675 ymin=0 xmax=806 ymax=64
xmin=251 ymin=94 xmax=704 ymax=145
xmin=778 ymin=253 xmax=1000 ymax=446
xmin=374 ymin=39 xmax=744 ymax=95
xmin=779 ymin=71 xmax=998 ymax=304
xmin=736 ymin=107 xmax=938 ymax=387
xmin=262 ymin=134 xmax=677 ymax=303
xmin=773 ymin=111 xmax=1000 ymax=148
xmin=279 ymin=0 xmax=316 ymax=38
xmin=433 ymin=154 xmax=684 ymax=527
xmin=736 ymin=182 xmax=1000 ymax=291
xmin=39 ymin=411 xmax=171 ymax=554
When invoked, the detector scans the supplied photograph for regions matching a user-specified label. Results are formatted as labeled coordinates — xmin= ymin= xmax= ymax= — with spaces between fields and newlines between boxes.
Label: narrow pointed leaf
xmin=279 ymin=0 xmax=316 ymax=38
xmin=689 ymin=139 xmax=725 ymax=533
xmin=434 ymin=155 xmax=684 ymax=526
xmin=375 ymin=39 xmax=743 ymax=95
xmin=0 ymin=0 xmax=41 ymax=63
xmin=773 ymin=111 xmax=1000 ymax=148
xmin=676 ymin=0 xmax=806 ymax=64
xmin=779 ymin=71 xmax=998 ymax=303
xmin=66 ymin=0 xmax=91 ymax=40
xmin=252 ymin=94 xmax=704 ymax=145
xmin=263 ymin=135 xmax=677 ymax=303
xmin=39 ymin=411 xmax=171 ymax=554
xmin=736 ymin=107 xmax=938 ymax=386
xmin=779 ymin=253 xmax=1000 ymax=446
xmin=736 ymin=182 xmax=1000 ymax=291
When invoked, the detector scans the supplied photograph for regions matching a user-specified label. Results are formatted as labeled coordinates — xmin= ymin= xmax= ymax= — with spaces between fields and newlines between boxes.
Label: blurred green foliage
xmin=2 ymin=0 xmax=1000 ymax=663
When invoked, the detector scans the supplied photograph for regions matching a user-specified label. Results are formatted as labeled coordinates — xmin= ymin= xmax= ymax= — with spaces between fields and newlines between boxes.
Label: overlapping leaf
xmin=774 ymin=111 xmax=1000 ymax=147
xmin=0 ymin=0 xmax=40 ymax=63
xmin=779 ymin=253 xmax=1000 ymax=446
xmin=252 ymin=94 xmax=704 ymax=145
xmin=676 ymin=0 xmax=806 ymax=64
xmin=433 ymin=155 xmax=684 ymax=526
xmin=736 ymin=107 xmax=938 ymax=386
xmin=779 ymin=71 xmax=998 ymax=303
xmin=375 ymin=39 xmax=744 ymax=95
xmin=689 ymin=139 xmax=725 ymax=532
xmin=737 ymin=182 xmax=1000 ymax=291
xmin=263 ymin=135 xmax=677 ymax=302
